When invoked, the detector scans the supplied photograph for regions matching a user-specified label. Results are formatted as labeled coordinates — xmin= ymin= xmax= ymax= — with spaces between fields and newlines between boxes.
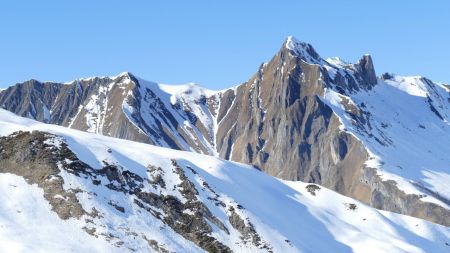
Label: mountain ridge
xmin=1 ymin=36 xmax=450 ymax=228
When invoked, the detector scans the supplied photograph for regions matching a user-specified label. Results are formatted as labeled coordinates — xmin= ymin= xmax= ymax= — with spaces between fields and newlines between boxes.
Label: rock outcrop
xmin=0 ymin=130 xmax=269 ymax=252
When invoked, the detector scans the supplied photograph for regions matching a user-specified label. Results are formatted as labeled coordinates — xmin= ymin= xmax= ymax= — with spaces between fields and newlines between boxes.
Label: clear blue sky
xmin=1 ymin=1 xmax=449 ymax=89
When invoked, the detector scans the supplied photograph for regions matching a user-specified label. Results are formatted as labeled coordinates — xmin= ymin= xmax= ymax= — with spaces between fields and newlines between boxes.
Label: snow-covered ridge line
xmin=158 ymin=82 xmax=220 ymax=98
xmin=62 ymin=72 xmax=133 ymax=85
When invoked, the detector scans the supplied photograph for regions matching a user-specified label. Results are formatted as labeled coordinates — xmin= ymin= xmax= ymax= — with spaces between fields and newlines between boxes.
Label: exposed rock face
xmin=0 ymin=75 xmax=149 ymax=143
xmin=0 ymin=73 xmax=219 ymax=155
xmin=361 ymin=167 xmax=450 ymax=226
xmin=1 ymin=37 xmax=450 ymax=228
xmin=212 ymin=39 xmax=426 ymax=225
xmin=0 ymin=131 xmax=88 ymax=219
xmin=215 ymin=42 xmax=369 ymax=188
xmin=356 ymin=54 xmax=377 ymax=88
xmin=227 ymin=206 xmax=271 ymax=251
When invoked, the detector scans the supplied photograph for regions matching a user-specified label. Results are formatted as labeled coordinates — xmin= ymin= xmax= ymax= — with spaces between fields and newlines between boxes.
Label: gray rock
xmin=0 ymin=131 xmax=88 ymax=219
xmin=355 ymin=54 xmax=377 ymax=88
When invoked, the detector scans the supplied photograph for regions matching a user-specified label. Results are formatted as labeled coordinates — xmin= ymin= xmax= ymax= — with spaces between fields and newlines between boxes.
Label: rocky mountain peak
xmin=115 ymin=71 xmax=136 ymax=81
xmin=26 ymin=78 xmax=41 ymax=84
xmin=11 ymin=79 xmax=44 ymax=90
xmin=114 ymin=71 xmax=139 ymax=86
xmin=283 ymin=38 xmax=378 ymax=92
xmin=284 ymin=36 xmax=321 ymax=63
xmin=117 ymin=71 xmax=133 ymax=77
xmin=64 ymin=72 xmax=137 ymax=87
xmin=354 ymin=54 xmax=377 ymax=86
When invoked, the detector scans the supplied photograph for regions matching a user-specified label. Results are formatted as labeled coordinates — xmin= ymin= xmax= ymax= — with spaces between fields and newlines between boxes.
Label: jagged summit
xmin=283 ymin=36 xmax=377 ymax=90
xmin=354 ymin=54 xmax=377 ymax=86
xmin=284 ymin=36 xmax=321 ymax=63
xmin=115 ymin=71 xmax=143 ymax=82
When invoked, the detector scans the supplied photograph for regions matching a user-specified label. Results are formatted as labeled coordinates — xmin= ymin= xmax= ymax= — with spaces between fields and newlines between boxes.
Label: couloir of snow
xmin=0 ymin=109 xmax=450 ymax=253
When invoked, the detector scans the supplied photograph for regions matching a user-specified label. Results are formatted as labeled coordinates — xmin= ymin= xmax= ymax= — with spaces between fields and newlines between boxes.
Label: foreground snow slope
xmin=0 ymin=109 xmax=449 ymax=253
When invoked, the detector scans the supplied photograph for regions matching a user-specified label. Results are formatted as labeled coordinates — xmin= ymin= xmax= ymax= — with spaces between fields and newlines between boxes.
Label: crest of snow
xmin=62 ymin=72 xmax=132 ymax=85
xmin=326 ymin=57 xmax=351 ymax=67
xmin=385 ymin=76 xmax=429 ymax=97
xmin=158 ymin=82 xmax=218 ymax=98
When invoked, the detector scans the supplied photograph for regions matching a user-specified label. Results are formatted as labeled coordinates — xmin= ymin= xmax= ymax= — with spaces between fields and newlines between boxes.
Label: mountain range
xmin=1 ymin=36 xmax=450 ymax=252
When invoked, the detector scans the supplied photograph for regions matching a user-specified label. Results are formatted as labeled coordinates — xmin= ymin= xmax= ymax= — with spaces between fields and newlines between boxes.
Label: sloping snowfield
xmin=0 ymin=109 xmax=449 ymax=253
xmin=322 ymin=74 xmax=450 ymax=208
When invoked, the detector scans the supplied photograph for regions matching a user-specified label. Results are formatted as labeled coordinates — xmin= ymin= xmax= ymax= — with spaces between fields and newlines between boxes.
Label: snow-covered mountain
xmin=0 ymin=109 xmax=450 ymax=253
xmin=1 ymin=36 xmax=450 ymax=229
xmin=0 ymin=73 xmax=220 ymax=155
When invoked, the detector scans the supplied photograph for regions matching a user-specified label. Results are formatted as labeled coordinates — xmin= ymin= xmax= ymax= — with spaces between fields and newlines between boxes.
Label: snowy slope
xmin=120 ymin=77 xmax=221 ymax=155
xmin=0 ymin=109 xmax=450 ymax=253
xmin=0 ymin=173 xmax=119 ymax=253
xmin=281 ymin=37 xmax=450 ymax=216
xmin=158 ymin=82 xmax=220 ymax=154
xmin=321 ymin=71 xmax=450 ymax=208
